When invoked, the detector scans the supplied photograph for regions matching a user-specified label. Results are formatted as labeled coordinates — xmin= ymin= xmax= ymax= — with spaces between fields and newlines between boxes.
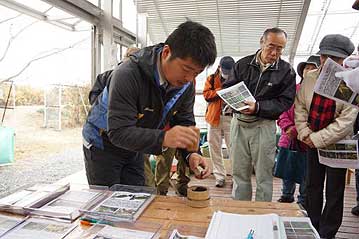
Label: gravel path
xmin=0 ymin=147 xmax=84 ymax=197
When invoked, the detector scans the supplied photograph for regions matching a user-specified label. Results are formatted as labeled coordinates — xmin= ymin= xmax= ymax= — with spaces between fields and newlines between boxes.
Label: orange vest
xmin=203 ymin=70 xmax=223 ymax=127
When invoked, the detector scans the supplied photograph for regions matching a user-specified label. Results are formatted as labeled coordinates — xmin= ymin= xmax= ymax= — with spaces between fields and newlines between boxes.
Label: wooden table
xmin=67 ymin=195 xmax=304 ymax=238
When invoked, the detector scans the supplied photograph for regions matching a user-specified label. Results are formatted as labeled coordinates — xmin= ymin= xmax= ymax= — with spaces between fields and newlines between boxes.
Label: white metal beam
xmin=0 ymin=0 xmax=74 ymax=31
xmin=289 ymin=0 xmax=311 ymax=64
xmin=41 ymin=0 xmax=100 ymax=25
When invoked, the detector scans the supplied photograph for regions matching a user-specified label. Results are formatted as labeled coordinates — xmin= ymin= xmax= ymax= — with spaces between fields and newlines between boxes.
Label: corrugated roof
xmin=136 ymin=0 xmax=310 ymax=59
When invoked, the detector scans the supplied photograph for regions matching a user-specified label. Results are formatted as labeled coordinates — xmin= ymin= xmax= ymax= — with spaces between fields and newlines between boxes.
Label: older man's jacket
xmin=223 ymin=52 xmax=296 ymax=120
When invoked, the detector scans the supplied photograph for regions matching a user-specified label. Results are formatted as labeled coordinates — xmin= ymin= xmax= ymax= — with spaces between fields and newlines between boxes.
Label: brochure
xmin=282 ymin=217 xmax=320 ymax=239
xmin=0 ymin=215 xmax=26 ymax=237
xmin=318 ymin=139 xmax=359 ymax=169
xmin=314 ymin=58 xmax=359 ymax=110
xmin=82 ymin=184 xmax=156 ymax=222
xmin=0 ymin=184 xmax=70 ymax=215
xmin=91 ymin=225 xmax=156 ymax=239
xmin=0 ymin=217 xmax=76 ymax=239
xmin=205 ymin=211 xmax=286 ymax=239
xmin=216 ymin=81 xmax=256 ymax=111
xmin=27 ymin=187 xmax=107 ymax=221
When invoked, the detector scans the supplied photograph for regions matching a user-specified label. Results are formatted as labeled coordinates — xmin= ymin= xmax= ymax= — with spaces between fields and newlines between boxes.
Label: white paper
xmin=205 ymin=211 xmax=286 ymax=239
xmin=169 ymin=229 xmax=203 ymax=239
xmin=91 ymin=191 xmax=152 ymax=219
xmin=0 ymin=215 xmax=25 ymax=237
xmin=217 ymin=82 xmax=256 ymax=111
xmin=318 ymin=140 xmax=359 ymax=169
xmin=0 ymin=184 xmax=69 ymax=214
xmin=92 ymin=225 xmax=154 ymax=239
xmin=1 ymin=217 xmax=76 ymax=239
xmin=281 ymin=217 xmax=320 ymax=239
xmin=314 ymin=58 xmax=359 ymax=110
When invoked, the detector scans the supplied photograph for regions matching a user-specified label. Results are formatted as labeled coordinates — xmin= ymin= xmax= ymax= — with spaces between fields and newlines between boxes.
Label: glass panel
xmin=122 ymin=0 xmax=137 ymax=33
xmin=13 ymin=0 xmax=52 ymax=12
xmin=113 ymin=0 xmax=122 ymax=20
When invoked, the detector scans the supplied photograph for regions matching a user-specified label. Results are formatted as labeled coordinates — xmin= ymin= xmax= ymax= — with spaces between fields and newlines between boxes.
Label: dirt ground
xmin=2 ymin=105 xmax=82 ymax=161
xmin=0 ymin=105 xmax=85 ymax=196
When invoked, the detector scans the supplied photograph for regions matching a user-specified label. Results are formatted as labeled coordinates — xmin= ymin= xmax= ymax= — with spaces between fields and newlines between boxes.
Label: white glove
xmin=343 ymin=55 xmax=359 ymax=68
xmin=335 ymin=67 xmax=359 ymax=93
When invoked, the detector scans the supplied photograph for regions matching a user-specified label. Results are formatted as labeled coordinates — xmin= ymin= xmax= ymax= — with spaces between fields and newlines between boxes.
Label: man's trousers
xmin=83 ymin=145 xmax=145 ymax=187
xmin=231 ymin=117 xmax=276 ymax=201
xmin=208 ymin=115 xmax=232 ymax=182
xmin=306 ymin=148 xmax=346 ymax=238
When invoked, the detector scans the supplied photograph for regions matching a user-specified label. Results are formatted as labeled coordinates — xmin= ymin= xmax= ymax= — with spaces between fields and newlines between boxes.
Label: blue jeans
xmin=282 ymin=179 xmax=306 ymax=204
xmin=356 ymin=169 xmax=359 ymax=203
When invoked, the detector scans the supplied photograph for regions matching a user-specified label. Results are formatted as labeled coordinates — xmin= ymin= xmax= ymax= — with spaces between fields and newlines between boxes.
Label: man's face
xmin=161 ymin=45 xmax=204 ymax=87
xmin=260 ymin=32 xmax=287 ymax=64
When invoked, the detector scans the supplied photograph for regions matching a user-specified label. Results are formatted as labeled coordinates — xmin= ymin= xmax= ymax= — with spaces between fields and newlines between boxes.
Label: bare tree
xmin=0 ymin=37 xmax=89 ymax=84
xmin=0 ymin=14 xmax=90 ymax=85
xmin=0 ymin=14 xmax=38 ymax=63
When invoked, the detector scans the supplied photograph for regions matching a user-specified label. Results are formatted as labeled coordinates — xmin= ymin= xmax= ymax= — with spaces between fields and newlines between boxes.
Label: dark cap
xmin=297 ymin=55 xmax=320 ymax=78
xmin=317 ymin=34 xmax=355 ymax=59
xmin=220 ymin=56 xmax=235 ymax=75
xmin=353 ymin=0 xmax=359 ymax=10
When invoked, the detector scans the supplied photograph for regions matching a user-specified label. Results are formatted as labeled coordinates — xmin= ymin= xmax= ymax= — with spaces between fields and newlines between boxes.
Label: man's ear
xmin=162 ymin=45 xmax=172 ymax=61
xmin=260 ymin=36 xmax=264 ymax=47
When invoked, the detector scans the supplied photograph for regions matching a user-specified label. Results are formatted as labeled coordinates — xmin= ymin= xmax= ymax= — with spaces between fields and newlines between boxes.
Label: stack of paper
xmin=205 ymin=211 xmax=320 ymax=239
xmin=82 ymin=184 xmax=156 ymax=223
xmin=0 ymin=217 xmax=76 ymax=239
xmin=205 ymin=212 xmax=286 ymax=239
xmin=91 ymin=225 xmax=156 ymax=239
xmin=0 ymin=184 xmax=70 ymax=215
xmin=27 ymin=188 xmax=107 ymax=221
xmin=0 ymin=214 xmax=26 ymax=237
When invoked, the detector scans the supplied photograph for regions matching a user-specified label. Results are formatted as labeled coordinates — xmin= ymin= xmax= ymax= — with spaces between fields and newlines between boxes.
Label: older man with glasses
xmin=223 ymin=27 xmax=296 ymax=202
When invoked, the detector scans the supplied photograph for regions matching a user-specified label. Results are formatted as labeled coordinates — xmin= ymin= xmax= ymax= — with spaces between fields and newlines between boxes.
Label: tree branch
xmin=0 ymin=20 xmax=39 ymax=63
xmin=0 ymin=14 xmax=22 ymax=24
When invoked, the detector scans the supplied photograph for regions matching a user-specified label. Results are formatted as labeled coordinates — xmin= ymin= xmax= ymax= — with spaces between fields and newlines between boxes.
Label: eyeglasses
xmin=264 ymin=44 xmax=284 ymax=54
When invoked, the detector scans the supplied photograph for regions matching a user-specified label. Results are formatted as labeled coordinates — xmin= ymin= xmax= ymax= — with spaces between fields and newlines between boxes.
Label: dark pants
xmin=281 ymin=178 xmax=306 ymax=204
xmin=356 ymin=169 xmax=359 ymax=203
xmin=83 ymin=145 xmax=145 ymax=187
xmin=306 ymin=148 xmax=346 ymax=238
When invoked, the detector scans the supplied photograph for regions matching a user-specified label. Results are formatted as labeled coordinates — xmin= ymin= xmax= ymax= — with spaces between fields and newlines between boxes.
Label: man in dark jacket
xmin=82 ymin=21 xmax=216 ymax=187
xmin=223 ymin=27 xmax=296 ymax=201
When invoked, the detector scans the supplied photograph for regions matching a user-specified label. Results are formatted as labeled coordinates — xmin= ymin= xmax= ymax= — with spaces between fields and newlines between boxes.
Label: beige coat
xmin=294 ymin=68 xmax=358 ymax=149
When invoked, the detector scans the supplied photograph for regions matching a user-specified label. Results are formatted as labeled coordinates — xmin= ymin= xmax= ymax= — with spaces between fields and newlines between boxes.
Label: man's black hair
xmin=165 ymin=21 xmax=217 ymax=68
xmin=262 ymin=27 xmax=288 ymax=40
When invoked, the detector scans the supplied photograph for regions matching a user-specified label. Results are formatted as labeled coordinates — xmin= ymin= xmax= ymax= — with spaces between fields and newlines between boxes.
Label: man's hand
xmin=335 ymin=55 xmax=359 ymax=93
xmin=303 ymin=135 xmax=315 ymax=148
xmin=343 ymin=55 xmax=359 ymax=68
xmin=239 ymin=100 xmax=256 ymax=115
xmin=163 ymin=126 xmax=199 ymax=149
xmin=188 ymin=153 xmax=211 ymax=179
xmin=335 ymin=67 xmax=359 ymax=94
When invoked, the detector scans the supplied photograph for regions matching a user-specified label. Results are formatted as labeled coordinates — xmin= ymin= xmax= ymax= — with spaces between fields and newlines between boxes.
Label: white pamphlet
xmin=217 ymin=82 xmax=256 ymax=111
xmin=318 ymin=139 xmax=359 ymax=169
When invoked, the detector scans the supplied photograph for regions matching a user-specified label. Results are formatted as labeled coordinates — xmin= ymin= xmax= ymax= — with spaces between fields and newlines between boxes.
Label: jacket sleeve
xmin=294 ymin=77 xmax=313 ymax=142
xmin=309 ymin=105 xmax=358 ymax=148
xmin=89 ymin=70 xmax=112 ymax=105
xmin=257 ymin=68 xmax=296 ymax=120
xmin=277 ymin=106 xmax=294 ymax=132
xmin=203 ymin=74 xmax=221 ymax=102
xmin=107 ymin=65 xmax=165 ymax=155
